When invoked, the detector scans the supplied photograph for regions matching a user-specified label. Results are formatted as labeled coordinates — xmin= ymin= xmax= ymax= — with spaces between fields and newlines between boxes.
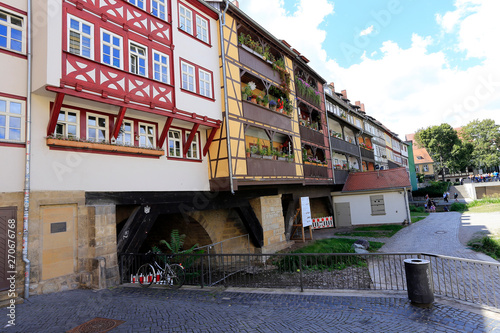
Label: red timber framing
xmin=158 ymin=117 xmax=173 ymax=149
xmin=46 ymin=92 xmax=65 ymax=136
xmin=183 ymin=123 xmax=200 ymax=155
xmin=111 ymin=106 xmax=127 ymax=139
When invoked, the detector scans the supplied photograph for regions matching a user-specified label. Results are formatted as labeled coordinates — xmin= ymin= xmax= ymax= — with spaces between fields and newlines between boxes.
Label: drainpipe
xmin=217 ymin=0 xmax=234 ymax=194
xmin=23 ymin=0 xmax=33 ymax=299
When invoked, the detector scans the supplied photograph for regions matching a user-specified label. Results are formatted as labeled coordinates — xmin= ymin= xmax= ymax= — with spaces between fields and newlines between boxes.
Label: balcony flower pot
xmin=263 ymin=155 xmax=273 ymax=160
xmin=250 ymin=153 xmax=261 ymax=159
xmin=278 ymin=156 xmax=287 ymax=161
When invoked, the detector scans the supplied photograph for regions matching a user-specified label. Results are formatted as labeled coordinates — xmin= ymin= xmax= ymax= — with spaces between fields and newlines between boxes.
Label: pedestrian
xmin=444 ymin=206 xmax=449 ymax=212
xmin=454 ymin=192 xmax=458 ymax=201
xmin=443 ymin=192 xmax=448 ymax=203
xmin=460 ymin=177 xmax=463 ymax=185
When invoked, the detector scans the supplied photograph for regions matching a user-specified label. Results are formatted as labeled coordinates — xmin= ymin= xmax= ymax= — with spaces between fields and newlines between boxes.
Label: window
xmin=196 ymin=16 xmax=208 ymax=43
xmin=168 ymin=129 xmax=182 ymax=157
xmin=139 ymin=123 xmax=155 ymax=148
xmin=179 ymin=5 xmax=192 ymax=34
xmin=181 ymin=62 xmax=195 ymax=92
xmin=116 ymin=120 xmax=133 ymax=145
xmin=101 ymin=30 xmax=122 ymax=69
xmin=87 ymin=114 xmax=107 ymax=142
xmin=198 ymin=69 xmax=211 ymax=98
xmin=415 ymin=166 xmax=420 ymax=172
xmin=129 ymin=42 xmax=147 ymax=76
xmin=153 ymin=51 xmax=169 ymax=83
xmin=0 ymin=98 xmax=23 ymax=141
xmin=370 ymin=195 xmax=385 ymax=215
xmin=152 ymin=0 xmax=167 ymax=20
xmin=56 ymin=110 xmax=79 ymax=138
xmin=128 ymin=0 xmax=145 ymax=9
xmin=0 ymin=10 xmax=23 ymax=53
xmin=423 ymin=165 xmax=429 ymax=172
xmin=355 ymin=119 xmax=361 ymax=128
xmin=185 ymin=131 xmax=199 ymax=159
xmin=68 ymin=16 xmax=93 ymax=59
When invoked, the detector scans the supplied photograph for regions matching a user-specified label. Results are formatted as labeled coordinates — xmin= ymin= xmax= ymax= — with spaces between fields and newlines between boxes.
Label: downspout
xmin=23 ymin=0 xmax=33 ymax=299
xmin=218 ymin=0 xmax=234 ymax=194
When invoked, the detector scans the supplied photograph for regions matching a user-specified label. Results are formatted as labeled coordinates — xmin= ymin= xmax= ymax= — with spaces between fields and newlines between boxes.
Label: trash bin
xmin=404 ymin=258 xmax=434 ymax=305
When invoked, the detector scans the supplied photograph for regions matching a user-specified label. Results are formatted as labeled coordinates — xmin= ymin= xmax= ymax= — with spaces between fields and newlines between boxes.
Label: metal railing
xmin=119 ymin=252 xmax=500 ymax=308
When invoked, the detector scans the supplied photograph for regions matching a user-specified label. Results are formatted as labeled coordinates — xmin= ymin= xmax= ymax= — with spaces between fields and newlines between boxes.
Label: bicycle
xmin=137 ymin=254 xmax=185 ymax=289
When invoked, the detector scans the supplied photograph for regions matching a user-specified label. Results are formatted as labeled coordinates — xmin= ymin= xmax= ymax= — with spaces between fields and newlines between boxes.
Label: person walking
xmin=443 ymin=192 xmax=448 ymax=203
xmin=454 ymin=192 xmax=458 ymax=202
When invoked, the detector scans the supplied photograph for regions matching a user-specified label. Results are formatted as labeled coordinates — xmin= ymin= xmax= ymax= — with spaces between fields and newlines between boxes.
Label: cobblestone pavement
xmin=2 ymin=286 xmax=500 ymax=332
xmin=379 ymin=212 xmax=488 ymax=260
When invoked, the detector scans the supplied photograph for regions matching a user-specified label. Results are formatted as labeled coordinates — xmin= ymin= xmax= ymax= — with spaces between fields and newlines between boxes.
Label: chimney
xmin=232 ymin=0 xmax=239 ymax=8
xmin=329 ymin=82 xmax=335 ymax=92
xmin=341 ymin=90 xmax=347 ymax=99
xmin=355 ymin=101 xmax=361 ymax=107
xmin=361 ymin=103 xmax=365 ymax=112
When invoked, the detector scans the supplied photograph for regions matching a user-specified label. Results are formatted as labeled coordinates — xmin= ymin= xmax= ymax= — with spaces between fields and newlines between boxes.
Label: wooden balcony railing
xmin=333 ymin=169 xmax=349 ymax=184
xmin=242 ymin=100 xmax=292 ymax=131
xmin=330 ymin=136 xmax=359 ymax=156
xmin=238 ymin=45 xmax=280 ymax=83
xmin=361 ymin=147 xmax=375 ymax=160
xmin=303 ymin=163 xmax=328 ymax=178
xmin=246 ymin=157 xmax=296 ymax=177
xmin=299 ymin=126 xmax=325 ymax=146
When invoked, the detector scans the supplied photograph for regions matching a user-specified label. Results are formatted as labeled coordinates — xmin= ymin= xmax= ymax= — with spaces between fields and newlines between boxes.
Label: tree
xmin=414 ymin=124 xmax=472 ymax=180
xmin=459 ymin=119 xmax=500 ymax=170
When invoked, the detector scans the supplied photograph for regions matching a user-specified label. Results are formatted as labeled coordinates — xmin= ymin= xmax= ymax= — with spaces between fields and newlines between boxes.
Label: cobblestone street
xmin=2 ymin=286 xmax=500 ymax=332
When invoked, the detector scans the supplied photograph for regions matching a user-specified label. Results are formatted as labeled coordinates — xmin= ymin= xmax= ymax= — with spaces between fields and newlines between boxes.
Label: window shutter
xmin=370 ymin=195 xmax=386 ymax=215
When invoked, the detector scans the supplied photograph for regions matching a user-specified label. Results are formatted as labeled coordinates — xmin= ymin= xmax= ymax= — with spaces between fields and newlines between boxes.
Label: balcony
xmin=330 ymin=136 xmax=359 ymax=156
xmin=246 ymin=157 xmax=296 ymax=177
xmin=333 ymin=169 xmax=349 ymax=184
xmin=238 ymin=45 xmax=280 ymax=83
xmin=361 ymin=147 xmax=375 ymax=161
xmin=299 ymin=126 xmax=325 ymax=146
xmin=242 ymin=100 xmax=292 ymax=131
xmin=303 ymin=163 xmax=329 ymax=178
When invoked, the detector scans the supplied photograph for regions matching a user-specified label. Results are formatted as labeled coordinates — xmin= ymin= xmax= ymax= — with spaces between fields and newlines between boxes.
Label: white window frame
xmin=87 ymin=113 xmax=108 ymax=142
xmin=185 ymin=131 xmax=199 ymax=159
xmin=181 ymin=61 xmax=195 ymax=92
xmin=168 ymin=129 xmax=182 ymax=158
xmin=153 ymin=50 xmax=170 ymax=84
xmin=0 ymin=9 xmax=25 ymax=53
xmin=101 ymin=29 xmax=123 ymax=69
xmin=179 ymin=4 xmax=193 ymax=34
xmin=115 ymin=120 xmax=133 ymax=146
xmin=128 ymin=0 xmax=145 ymax=10
xmin=129 ymin=41 xmax=147 ymax=76
xmin=151 ymin=0 xmax=167 ymax=20
xmin=423 ymin=165 xmax=429 ymax=172
xmin=138 ymin=123 xmax=155 ymax=148
xmin=0 ymin=97 xmax=24 ymax=142
xmin=198 ymin=69 xmax=212 ymax=98
xmin=67 ymin=15 xmax=93 ymax=59
xmin=56 ymin=109 xmax=80 ymax=139
xmin=196 ymin=16 xmax=208 ymax=43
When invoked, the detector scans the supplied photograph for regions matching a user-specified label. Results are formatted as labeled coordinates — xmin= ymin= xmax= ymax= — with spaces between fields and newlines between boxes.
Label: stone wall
xmin=251 ymin=195 xmax=291 ymax=253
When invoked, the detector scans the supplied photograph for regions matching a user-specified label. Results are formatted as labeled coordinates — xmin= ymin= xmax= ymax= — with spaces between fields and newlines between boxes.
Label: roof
xmin=405 ymin=133 xmax=434 ymax=164
xmin=342 ymin=168 xmax=411 ymax=193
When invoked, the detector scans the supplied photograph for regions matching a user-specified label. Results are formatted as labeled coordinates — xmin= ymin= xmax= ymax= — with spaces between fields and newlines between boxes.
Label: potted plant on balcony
xmin=288 ymin=153 xmax=295 ymax=162
xmin=269 ymin=99 xmax=277 ymax=111
xmin=242 ymin=85 xmax=253 ymax=101
xmin=251 ymin=94 xmax=258 ymax=104
xmin=276 ymin=98 xmax=284 ymax=113
xmin=278 ymin=151 xmax=287 ymax=161
xmin=262 ymin=95 xmax=269 ymax=108
xmin=246 ymin=148 xmax=251 ymax=158
xmin=256 ymin=95 xmax=262 ymax=105
xmin=262 ymin=147 xmax=272 ymax=159
xmin=311 ymin=122 xmax=318 ymax=131
xmin=250 ymin=145 xmax=260 ymax=158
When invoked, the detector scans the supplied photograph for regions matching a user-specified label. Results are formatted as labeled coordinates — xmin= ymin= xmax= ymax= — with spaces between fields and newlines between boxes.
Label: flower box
xmin=46 ymin=138 xmax=165 ymax=157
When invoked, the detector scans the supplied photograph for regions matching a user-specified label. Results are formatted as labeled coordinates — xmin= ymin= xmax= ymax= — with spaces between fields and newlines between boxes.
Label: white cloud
xmin=359 ymin=25 xmax=374 ymax=37
xmin=238 ymin=0 xmax=500 ymax=138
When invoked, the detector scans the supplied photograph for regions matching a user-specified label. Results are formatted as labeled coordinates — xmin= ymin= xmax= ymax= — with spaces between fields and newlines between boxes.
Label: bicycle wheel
xmin=137 ymin=264 xmax=155 ymax=287
xmin=166 ymin=264 xmax=185 ymax=289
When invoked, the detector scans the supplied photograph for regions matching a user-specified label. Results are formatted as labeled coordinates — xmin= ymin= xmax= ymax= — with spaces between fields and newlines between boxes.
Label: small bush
xmin=412 ymin=181 xmax=450 ymax=197
xmin=450 ymin=202 xmax=466 ymax=211
xmin=467 ymin=195 xmax=500 ymax=208
xmin=469 ymin=237 xmax=500 ymax=260
xmin=409 ymin=205 xmax=425 ymax=213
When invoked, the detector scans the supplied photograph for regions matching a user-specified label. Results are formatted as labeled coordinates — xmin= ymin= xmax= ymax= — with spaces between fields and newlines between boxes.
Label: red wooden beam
xmin=157 ymin=117 xmax=173 ymax=149
xmin=203 ymin=127 xmax=218 ymax=157
xmin=46 ymin=92 xmax=65 ymax=136
xmin=183 ymin=123 xmax=200 ymax=156
xmin=111 ymin=106 xmax=127 ymax=139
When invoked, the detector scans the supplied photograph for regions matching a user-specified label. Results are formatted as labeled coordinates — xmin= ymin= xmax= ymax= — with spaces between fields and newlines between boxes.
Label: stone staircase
xmin=449 ymin=185 xmax=471 ymax=200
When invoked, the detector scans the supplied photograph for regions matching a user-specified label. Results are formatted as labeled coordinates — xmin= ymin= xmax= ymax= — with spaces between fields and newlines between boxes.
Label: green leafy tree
xmin=414 ymin=124 xmax=472 ymax=180
xmin=459 ymin=119 xmax=500 ymax=170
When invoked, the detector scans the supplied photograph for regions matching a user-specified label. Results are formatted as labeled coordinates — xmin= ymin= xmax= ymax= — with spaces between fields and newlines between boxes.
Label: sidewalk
xmin=2 ymin=286 xmax=500 ymax=332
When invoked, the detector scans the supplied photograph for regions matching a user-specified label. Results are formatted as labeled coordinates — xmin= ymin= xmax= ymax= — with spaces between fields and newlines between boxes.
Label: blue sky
xmin=238 ymin=0 xmax=500 ymax=138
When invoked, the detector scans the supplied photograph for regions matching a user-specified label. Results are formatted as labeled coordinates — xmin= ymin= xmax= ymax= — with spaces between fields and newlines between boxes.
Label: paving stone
xmin=1 ymin=287 xmax=500 ymax=332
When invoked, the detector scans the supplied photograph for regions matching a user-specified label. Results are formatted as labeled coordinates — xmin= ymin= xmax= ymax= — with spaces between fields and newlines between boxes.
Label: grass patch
xmin=274 ymin=238 xmax=384 ymax=272
xmin=467 ymin=203 xmax=500 ymax=213
xmin=410 ymin=211 xmax=429 ymax=223
xmin=468 ymin=236 xmax=500 ymax=260
xmin=336 ymin=224 xmax=405 ymax=238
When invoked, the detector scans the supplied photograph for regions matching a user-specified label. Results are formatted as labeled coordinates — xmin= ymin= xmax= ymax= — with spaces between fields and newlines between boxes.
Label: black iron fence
xmin=119 ymin=252 xmax=500 ymax=308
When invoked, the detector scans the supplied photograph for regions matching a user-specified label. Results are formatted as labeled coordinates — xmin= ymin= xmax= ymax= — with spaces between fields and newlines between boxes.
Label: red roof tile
xmin=342 ymin=167 xmax=411 ymax=192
